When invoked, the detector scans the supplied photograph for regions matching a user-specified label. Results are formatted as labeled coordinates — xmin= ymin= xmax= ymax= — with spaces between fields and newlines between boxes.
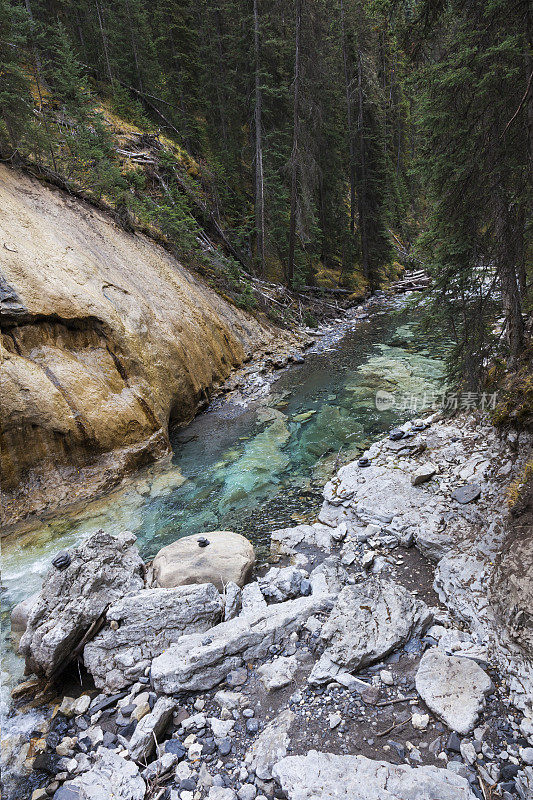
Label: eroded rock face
xmin=151 ymin=593 xmax=333 ymax=694
xmin=272 ymin=751 xmax=476 ymax=799
xmin=0 ymin=165 xmax=278 ymax=526
xmin=55 ymin=747 xmax=145 ymax=799
xmin=83 ymin=583 xmax=223 ymax=690
xmin=309 ymin=579 xmax=432 ymax=684
xmin=490 ymin=487 xmax=533 ymax=662
xmin=19 ymin=530 xmax=144 ymax=678
xmin=415 ymin=647 xmax=492 ymax=734
xmin=152 ymin=532 xmax=255 ymax=592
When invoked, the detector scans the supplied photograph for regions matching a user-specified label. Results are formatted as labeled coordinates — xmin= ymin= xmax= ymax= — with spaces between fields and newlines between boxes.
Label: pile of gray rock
xmin=10 ymin=412 xmax=533 ymax=800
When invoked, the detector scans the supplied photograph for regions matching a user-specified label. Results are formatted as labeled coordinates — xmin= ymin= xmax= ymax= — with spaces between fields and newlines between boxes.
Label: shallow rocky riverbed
xmin=3 ymin=408 xmax=533 ymax=800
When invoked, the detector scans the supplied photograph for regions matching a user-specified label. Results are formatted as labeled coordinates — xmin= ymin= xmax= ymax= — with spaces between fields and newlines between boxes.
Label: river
xmin=0 ymin=296 xmax=447 ymax=732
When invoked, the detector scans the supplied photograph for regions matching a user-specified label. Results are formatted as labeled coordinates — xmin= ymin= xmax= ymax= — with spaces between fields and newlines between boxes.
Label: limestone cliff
xmin=0 ymin=166 xmax=279 ymax=527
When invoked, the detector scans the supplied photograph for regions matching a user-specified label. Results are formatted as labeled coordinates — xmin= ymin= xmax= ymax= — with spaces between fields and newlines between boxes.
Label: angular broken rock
xmin=309 ymin=579 xmax=432 ymax=684
xmin=272 ymin=751 xmax=476 ymax=799
xmin=259 ymin=566 xmax=308 ymax=602
xmin=411 ymin=463 xmax=437 ymax=486
xmin=83 ymin=583 xmax=223 ymax=691
xmin=224 ymin=581 xmax=242 ymax=621
xmin=241 ymin=581 xmax=267 ymax=615
xmin=270 ymin=523 xmax=334 ymax=557
xmin=151 ymin=594 xmax=333 ymax=694
xmin=247 ymin=709 xmax=294 ymax=780
xmin=54 ymin=747 xmax=145 ymax=799
xmin=152 ymin=531 xmax=255 ymax=592
xmin=257 ymin=655 xmax=298 ymax=690
xmin=415 ymin=648 xmax=492 ymax=735
xmin=451 ymin=483 xmax=481 ymax=504
xmin=128 ymin=696 xmax=176 ymax=762
xmin=19 ymin=530 xmax=144 ymax=678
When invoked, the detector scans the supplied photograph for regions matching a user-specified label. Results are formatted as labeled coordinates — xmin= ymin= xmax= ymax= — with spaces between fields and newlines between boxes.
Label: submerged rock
xmin=415 ymin=647 xmax=492 ymax=734
xmin=309 ymin=579 xmax=432 ymax=684
xmin=10 ymin=592 xmax=39 ymax=634
xmin=272 ymin=751 xmax=476 ymax=799
xmin=53 ymin=748 xmax=144 ymax=799
xmin=83 ymin=583 xmax=223 ymax=690
xmin=19 ymin=530 xmax=144 ymax=678
xmin=152 ymin=531 xmax=255 ymax=592
xmin=151 ymin=593 xmax=333 ymax=694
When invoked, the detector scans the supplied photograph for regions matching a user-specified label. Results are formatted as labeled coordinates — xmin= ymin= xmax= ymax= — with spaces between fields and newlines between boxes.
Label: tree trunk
xmin=95 ymin=0 xmax=114 ymax=87
xmin=24 ymin=0 xmax=42 ymax=75
xmin=253 ymin=0 xmax=266 ymax=276
xmin=125 ymin=0 xmax=143 ymax=92
xmin=356 ymin=44 xmax=370 ymax=285
xmin=340 ymin=0 xmax=356 ymax=239
xmin=496 ymin=194 xmax=524 ymax=365
xmin=213 ymin=9 xmax=229 ymax=147
xmin=287 ymin=0 xmax=302 ymax=288
xmin=526 ymin=2 xmax=533 ymax=182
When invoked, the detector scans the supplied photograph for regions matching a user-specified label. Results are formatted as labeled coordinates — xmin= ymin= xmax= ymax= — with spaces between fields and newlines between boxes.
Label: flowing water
xmin=1 ymin=297 xmax=448 ymax=725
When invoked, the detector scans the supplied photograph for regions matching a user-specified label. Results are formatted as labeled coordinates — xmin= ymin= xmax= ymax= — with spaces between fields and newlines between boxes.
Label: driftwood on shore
xmin=391 ymin=269 xmax=430 ymax=292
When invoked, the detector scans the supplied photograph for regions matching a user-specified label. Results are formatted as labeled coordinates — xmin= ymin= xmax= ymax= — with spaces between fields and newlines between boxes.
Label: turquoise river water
xmin=0 ymin=297 xmax=448 ymax=719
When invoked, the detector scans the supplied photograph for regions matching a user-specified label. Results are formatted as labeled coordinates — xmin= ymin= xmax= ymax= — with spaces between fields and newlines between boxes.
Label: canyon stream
xmin=1 ymin=296 xmax=448 ymax=743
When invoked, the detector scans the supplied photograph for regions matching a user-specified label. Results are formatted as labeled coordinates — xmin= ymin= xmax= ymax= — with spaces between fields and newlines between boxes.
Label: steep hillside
xmin=0 ymin=165 xmax=288 ymax=528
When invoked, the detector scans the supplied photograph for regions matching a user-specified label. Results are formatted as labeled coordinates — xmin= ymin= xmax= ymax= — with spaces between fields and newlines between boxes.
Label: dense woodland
xmin=0 ymin=0 xmax=532 ymax=394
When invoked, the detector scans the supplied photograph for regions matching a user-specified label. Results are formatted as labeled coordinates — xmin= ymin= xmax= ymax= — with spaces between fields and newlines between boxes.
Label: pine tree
xmin=0 ymin=0 xmax=33 ymax=156
xmin=413 ymin=0 xmax=531 ymax=385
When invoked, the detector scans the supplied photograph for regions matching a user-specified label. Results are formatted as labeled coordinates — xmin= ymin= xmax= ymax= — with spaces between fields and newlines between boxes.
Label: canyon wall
xmin=0 ymin=166 xmax=277 ymax=527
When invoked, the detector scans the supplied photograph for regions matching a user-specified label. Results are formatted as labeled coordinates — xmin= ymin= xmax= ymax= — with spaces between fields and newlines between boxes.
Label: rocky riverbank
xmin=4 ymin=411 xmax=533 ymax=800
xmin=0 ymin=164 xmax=309 ymax=529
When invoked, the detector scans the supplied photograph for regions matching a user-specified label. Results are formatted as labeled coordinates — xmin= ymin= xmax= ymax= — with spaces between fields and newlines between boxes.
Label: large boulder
xmin=52 ymin=748 xmax=144 ymax=800
xmin=415 ymin=647 xmax=492 ymax=734
xmin=151 ymin=531 xmax=255 ymax=592
xmin=10 ymin=592 xmax=39 ymax=634
xmin=83 ymin=584 xmax=223 ymax=691
xmin=19 ymin=530 xmax=144 ymax=678
xmin=272 ymin=751 xmax=476 ymax=799
xmin=151 ymin=593 xmax=334 ymax=694
xmin=309 ymin=579 xmax=432 ymax=684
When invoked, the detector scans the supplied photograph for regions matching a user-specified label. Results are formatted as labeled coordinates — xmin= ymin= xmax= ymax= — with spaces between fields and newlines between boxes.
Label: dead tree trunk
xmin=253 ymin=0 xmax=266 ymax=276
xmin=340 ymin=0 xmax=356 ymax=241
xmin=356 ymin=44 xmax=370 ymax=283
xmin=496 ymin=194 xmax=524 ymax=365
xmin=287 ymin=0 xmax=302 ymax=288
xmin=94 ymin=0 xmax=114 ymax=88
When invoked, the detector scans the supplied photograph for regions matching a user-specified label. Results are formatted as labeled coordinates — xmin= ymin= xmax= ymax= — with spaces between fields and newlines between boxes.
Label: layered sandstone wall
xmin=0 ymin=166 xmax=277 ymax=526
